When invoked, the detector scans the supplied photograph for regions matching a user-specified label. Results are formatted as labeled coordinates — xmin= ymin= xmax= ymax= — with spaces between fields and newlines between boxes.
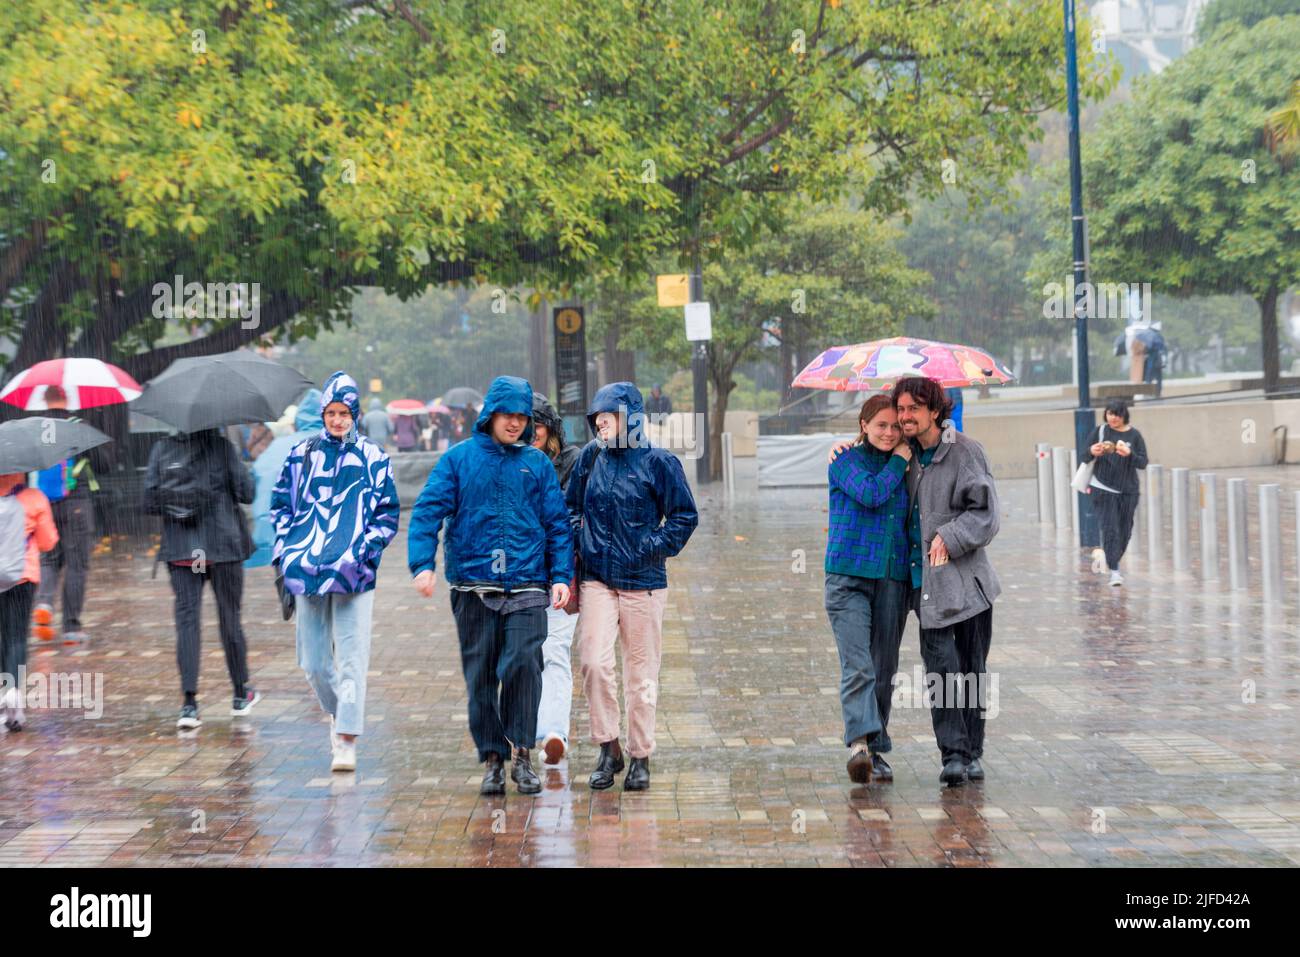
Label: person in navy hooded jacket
xmin=408 ymin=376 xmax=573 ymax=796
xmin=566 ymin=382 xmax=698 ymax=792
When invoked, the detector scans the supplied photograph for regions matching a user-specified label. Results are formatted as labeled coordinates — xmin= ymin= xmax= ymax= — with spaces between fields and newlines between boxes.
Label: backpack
xmin=34 ymin=460 xmax=70 ymax=502
xmin=0 ymin=494 xmax=29 ymax=593
xmin=156 ymin=438 xmax=215 ymax=525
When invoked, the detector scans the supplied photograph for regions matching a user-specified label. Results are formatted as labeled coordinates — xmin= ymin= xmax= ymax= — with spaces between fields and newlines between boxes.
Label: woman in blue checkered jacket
xmin=823 ymin=394 xmax=912 ymax=787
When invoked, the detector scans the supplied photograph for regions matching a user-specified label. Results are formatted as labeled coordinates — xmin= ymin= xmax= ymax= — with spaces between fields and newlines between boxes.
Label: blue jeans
xmin=450 ymin=591 xmax=547 ymax=762
xmin=296 ymin=590 xmax=374 ymax=737
xmin=824 ymin=574 xmax=908 ymax=750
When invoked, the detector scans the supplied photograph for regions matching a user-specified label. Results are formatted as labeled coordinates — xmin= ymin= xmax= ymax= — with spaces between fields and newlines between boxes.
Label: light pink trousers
xmin=577 ymin=580 xmax=668 ymax=759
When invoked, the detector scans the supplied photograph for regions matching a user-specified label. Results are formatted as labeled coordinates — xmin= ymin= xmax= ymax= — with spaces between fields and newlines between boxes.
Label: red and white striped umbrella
xmin=386 ymin=399 xmax=426 ymax=416
xmin=0 ymin=358 xmax=144 ymax=411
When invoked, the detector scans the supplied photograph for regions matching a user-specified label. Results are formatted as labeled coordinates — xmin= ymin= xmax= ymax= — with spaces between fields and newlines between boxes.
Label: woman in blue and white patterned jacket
xmin=270 ymin=371 xmax=400 ymax=772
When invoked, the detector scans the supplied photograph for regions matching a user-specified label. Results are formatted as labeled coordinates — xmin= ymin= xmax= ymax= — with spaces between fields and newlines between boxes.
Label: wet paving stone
xmin=1 ymin=466 xmax=1298 ymax=867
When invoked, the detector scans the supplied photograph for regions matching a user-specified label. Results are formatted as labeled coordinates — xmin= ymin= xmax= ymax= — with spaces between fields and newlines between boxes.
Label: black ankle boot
xmin=480 ymin=752 xmax=506 ymax=795
xmin=512 ymin=747 xmax=541 ymax=794
xmin=588 ymin=740 xmax=624 ymax=790
xmin=624 ymin=756 xmax=650 ymax=791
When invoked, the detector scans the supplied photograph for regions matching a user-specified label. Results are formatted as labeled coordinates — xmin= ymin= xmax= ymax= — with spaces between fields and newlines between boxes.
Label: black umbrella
xmin=442 ymin=386 xmax=484 ymax=409
xmin=131 ymin=351 xmax=312 ymax=433
xmin=0 ymin=417 xmax=110 ymax=473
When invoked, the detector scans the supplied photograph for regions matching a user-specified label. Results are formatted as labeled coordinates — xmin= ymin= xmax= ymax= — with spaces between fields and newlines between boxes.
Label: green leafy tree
xmin=2 ymin=0 xmax=1112 ymax=397
xmin=612 ymin=203 xmax=932 ymax=477
xmin=1057 ymin=13 xmax=1300 ymax=391
xmin=1197 ymin=0 xmax=1300 ymax=39
xmin=899 ymin=185 xmax=1052 ymax=370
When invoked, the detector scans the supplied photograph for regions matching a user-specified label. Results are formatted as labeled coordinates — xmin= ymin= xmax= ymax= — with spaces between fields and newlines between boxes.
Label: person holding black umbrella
xmin=143 ymin=427 xmax=260 ymax=729
xmin=0 ymin=415 xmax=108 ymax=730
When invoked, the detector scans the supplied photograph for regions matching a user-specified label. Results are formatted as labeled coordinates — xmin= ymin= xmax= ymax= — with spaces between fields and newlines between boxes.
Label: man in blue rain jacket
xmin=407 ymin=375 xmax=573 ymax=797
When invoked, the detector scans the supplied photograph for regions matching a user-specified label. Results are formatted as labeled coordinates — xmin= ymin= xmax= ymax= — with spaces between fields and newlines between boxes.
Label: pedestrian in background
xmin=567 ymin=382 xmax=698 ymax=792
xmin=143 ymin=427 xmax=260 ymax=729
xmin=0 ymin=471 xmax=58 ymax=731
xmin=408 ymin=376 xmax=572 ymax=797
xmin=31 ymin=386 xmax=96 ymax=646
xmin=361 ymin=397 xmax=393 ymax=449
xmin=1083 ymin=399 xmax=1148 ymax=587
xmin=271 ymin=372 xmax=400 ymax=772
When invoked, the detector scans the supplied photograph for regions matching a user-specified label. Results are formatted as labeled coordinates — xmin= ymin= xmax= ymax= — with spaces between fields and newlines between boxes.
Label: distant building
xmin=1088 ymin=0 xmax=1208 ymax=75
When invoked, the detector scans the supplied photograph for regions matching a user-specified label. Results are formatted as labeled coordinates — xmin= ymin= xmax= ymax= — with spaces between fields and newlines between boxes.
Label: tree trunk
xmin=779 ymin=329 xmax=793 ymax=407
xmin=602 ymin=317 xmax=635 ymax=384
xmin=529 ymin=295 xmax=549 ymax=397
xmin=1260 ymin=286 xmax=1281 ymax=394
xmin=709 ymin=372 xmax=734 ymax=482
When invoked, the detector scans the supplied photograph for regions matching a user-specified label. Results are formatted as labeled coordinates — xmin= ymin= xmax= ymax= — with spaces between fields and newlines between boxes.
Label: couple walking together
xmin=826 ymin=377 xmax=1000 ymax=787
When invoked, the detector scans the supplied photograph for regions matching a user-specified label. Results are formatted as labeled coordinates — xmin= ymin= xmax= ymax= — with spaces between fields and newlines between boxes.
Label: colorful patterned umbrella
xmin=387 ymin=399 xmax=427 ymax=416
xmin=792 ymin=336 xmax=1014 ymax=391
xmin=0 ymin=357 xmax=143 ymax=411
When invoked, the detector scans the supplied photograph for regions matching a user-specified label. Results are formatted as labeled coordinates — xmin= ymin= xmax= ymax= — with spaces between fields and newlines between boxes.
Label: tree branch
xmin=389 ymin=0 xmax=433 ymax=44
xmin=120 ymin=293 xmax=306 ymax=382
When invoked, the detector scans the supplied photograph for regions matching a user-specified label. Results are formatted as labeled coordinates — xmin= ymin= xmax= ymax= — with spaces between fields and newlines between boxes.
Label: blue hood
xmin=294 ymin=389 xmax=323 ymax=432
xmin=474 ymin=375 xmax=535 ymax=445
xmin=320 ymin=371 xmax=361 ymax=442
xmin=587 ymin=381 xmax=648 ymax=445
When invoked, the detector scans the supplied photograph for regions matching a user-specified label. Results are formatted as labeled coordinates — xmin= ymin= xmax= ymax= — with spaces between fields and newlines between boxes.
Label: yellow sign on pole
xmin=656 ymin=274 xmax=690 ymax=308
xmin=369 ymin=378 xmax=383 ymax=393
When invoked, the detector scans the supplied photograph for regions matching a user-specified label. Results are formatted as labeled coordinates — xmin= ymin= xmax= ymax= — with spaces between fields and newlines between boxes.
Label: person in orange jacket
xmin=0 ymin=472 xmax=60 ymax=731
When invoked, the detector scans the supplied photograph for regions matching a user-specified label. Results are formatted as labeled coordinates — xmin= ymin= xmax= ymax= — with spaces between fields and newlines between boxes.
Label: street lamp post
xmin=1065 ymin=0 xmax=1099 ymax=547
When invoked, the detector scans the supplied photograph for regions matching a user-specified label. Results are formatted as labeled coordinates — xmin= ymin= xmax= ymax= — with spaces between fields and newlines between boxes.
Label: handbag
xmin=1070 ymin=425 xmax=1103 ymax=494
xmin=274 ymin=559 xmax=295 ymax=621
xmin=272 ymin=436 xmax=322 ymax=621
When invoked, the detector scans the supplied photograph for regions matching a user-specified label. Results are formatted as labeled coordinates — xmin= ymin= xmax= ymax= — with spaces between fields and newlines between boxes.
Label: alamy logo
xmin=151 ymin=274 xmax=260 ymax=329
xmin=49 ymin=887 xmax=151 ymax=937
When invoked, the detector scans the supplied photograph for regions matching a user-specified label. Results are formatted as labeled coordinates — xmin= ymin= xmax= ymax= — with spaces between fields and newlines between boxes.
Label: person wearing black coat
xmin=143 ymin=429 xmax=260 ymax=729
xmin=530 ymin=392 xmax=582 ymax=765
xmin=1082 ymin=400 xmax=1149 ymax=586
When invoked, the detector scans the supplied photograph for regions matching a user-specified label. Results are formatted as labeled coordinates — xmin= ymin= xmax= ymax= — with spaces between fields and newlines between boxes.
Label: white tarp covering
xmin=757 ymin=433 xmax=846 ymax=487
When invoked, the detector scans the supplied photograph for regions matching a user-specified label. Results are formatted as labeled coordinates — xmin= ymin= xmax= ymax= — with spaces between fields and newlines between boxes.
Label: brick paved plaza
xmin=2 ymin=467 xmax=1298 ymax=868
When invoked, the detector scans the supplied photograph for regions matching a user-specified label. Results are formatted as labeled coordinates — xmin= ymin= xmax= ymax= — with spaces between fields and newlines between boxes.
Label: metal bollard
xmin=1295 ymin=490 xmax=1300 ymax=607
xmin=1147 ymin=464 xmax=1163 ymax=563
xmin=1260 ymin=484 xmax=1282 ymax=602
xmin=1052 ymin=446 xmax=1070 ymax=528
xmin=1198 ymin=473 xmax=1218 ymax=580
xmin=1131 ymin=485 xmax=1143 ymax=558
xmin=1171 ymin=468 xmax=1190 ymax=572
xmin=1227 ymin=478 xmax=1248 ymax=589
xmin=721 ymin=432 xmax=736 ymax=497
xmin=1069 ymin=449 xmax=1080 ymax=544
xmin=1036 ymin=442 xmax=1054 ymax=524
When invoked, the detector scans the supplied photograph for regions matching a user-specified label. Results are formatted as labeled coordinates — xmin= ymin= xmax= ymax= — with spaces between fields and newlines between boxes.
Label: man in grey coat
xmin=893 ymin=377 xmax=1001 ymax=787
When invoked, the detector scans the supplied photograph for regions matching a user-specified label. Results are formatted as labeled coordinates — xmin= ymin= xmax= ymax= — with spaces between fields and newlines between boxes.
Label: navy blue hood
xmin=475 ymin=375 xmax=535 ymax=445
xmin=586 ymin=381 xmax=649 ymax=446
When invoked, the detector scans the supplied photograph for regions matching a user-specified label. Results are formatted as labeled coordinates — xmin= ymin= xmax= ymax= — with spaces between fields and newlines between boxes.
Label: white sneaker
xmin=1109 ymin=570 xmax=1124 ymax=587
xmin=331 ymin=738 xmax=356 ymax=772
xmin=1091 ymin=548 xmax=1106 ymax=574
xmin=540 ymin=733 xmax=566 ymax=765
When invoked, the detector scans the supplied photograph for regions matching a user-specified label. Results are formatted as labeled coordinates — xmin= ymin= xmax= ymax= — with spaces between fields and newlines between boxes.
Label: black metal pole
xmin=690 ymin=247 xmax=711 ymax=484
xmin=1065 ymin=0 xmax=1098 ymax=547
